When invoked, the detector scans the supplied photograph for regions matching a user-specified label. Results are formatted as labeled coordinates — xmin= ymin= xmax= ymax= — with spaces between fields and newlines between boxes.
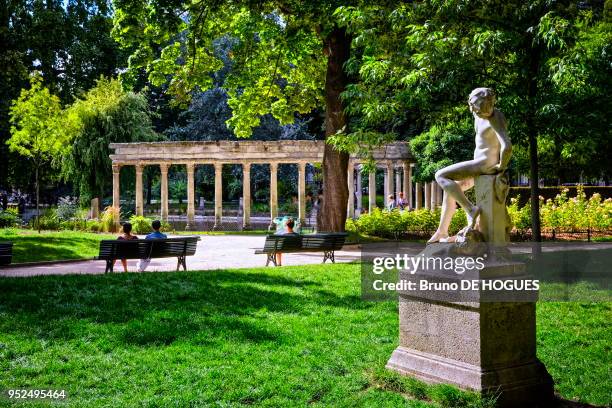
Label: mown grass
xmin=0 ymin=263 xmax=609 ymax=407
xmin=0 ymin=229 xmax=115 ymax=263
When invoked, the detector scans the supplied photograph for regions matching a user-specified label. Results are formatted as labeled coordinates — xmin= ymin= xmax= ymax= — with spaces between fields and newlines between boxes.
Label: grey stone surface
xmin=388 ymin=260 xmax=554 ymax=407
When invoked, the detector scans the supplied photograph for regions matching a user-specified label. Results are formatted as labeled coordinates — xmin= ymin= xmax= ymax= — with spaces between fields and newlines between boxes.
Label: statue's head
xmin=468 ymin=88 xmax=496 ymax=118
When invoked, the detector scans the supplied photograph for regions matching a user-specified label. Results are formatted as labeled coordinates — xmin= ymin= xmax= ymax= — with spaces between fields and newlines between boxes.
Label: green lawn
xmin=0 ymin=264 xmax=609 ymax=407
xmin=0 ymin=229 xmax=115 ymax=263
xmin=0 ymin=229 xmax=384 ymax=264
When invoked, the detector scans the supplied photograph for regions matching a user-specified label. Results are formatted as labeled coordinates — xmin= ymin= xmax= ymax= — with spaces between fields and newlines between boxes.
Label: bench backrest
xmin=98 ymin=237 xmax=199 ymax=260
xmin=301 ymin=233 xmax=347 ymax=250
xmin=263 ymin=234 xmax=303 ymax=252
xmin=0 ymin=242 xmax=13 ymax=265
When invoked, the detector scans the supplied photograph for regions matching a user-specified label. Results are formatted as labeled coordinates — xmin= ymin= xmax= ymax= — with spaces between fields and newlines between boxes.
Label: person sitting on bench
xmin=137 ymin=220 xmax=167 ymax=272
xmin=275 ymin=218 xmax=298 ymax=267
xmin=116 ymin=222 xmax=138 ymax=272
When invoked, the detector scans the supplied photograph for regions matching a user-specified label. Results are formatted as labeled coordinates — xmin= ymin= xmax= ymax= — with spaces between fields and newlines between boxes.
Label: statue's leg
xmin=428 ymin=179 xmax=473 ymax=243
xmin=435 ymin=160 xmax=486 ymax=228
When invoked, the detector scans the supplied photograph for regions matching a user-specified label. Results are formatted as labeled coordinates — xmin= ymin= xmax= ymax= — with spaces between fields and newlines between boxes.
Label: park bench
xmin=0 ymin=242 xmax=13 ymax=266
xmin=255 ymin=233 xmax=347 ymax=266
xmin=96 ymin=236 xmax=200 ymax=273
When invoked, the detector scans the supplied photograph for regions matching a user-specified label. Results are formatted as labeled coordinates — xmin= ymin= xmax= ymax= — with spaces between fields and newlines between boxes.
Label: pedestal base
xmin=387 ymin=347 xmax=553 ymax=407
xmin=387 ymin=261 xmax=554 ymax=407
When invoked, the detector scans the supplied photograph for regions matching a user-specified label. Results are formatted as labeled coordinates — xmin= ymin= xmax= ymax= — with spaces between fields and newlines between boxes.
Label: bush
xmin=31 ymin=214 xmax=61 ymax=230
xmin=347 ymin=207 xmax=466 ymax=238
xmin=56 ymin=196 xmax=79 ymax=221
xmin=128 ymin=215 xmax=173 ymax=234
xmin=100 ymin=206 xmax=120 ymax=233
xmin=0 ymin=208 xmax=21 ymax=228
xmin=129 ymin=215 xmax=153 ymax=234
xmin=510 ymin=186 xmax=612 ymax=231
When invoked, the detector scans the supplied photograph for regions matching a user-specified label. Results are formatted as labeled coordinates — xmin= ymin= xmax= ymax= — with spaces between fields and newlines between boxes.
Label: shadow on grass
xmin=0 ymin=268 xmax=372 ymax=347
xmin=2 ymin=233 xmax=109 ymax=263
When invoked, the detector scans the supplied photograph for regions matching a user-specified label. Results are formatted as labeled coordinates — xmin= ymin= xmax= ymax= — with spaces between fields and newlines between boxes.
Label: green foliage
xmin=336 ymin=1 xmax=611 ymax=181
xmin=409 ymin=113 xmax=474 ymax=181
xmin=0 ymin=208 xmax=21 ymax=228
xmin=112 ymin=1 xmax=327 ymax=138
xmin=509 ymin=186 xmax=611 ymax=231
xmin=7 ymin=73 xmax=67 ymax=163
xmin=346 ymin=207 xmax=467 ymax=238
xmin=62 ymin=77 xmax=157 ymax=201
xmin=100 ymin=206 xmax=120 ymax=233
xmin=129 ymin=215 xmax=153 ymax=234
xmin=55 ymin=196 xmax=79 ymax=221
xmin=128 ymin=215 xmax=173 ymax=234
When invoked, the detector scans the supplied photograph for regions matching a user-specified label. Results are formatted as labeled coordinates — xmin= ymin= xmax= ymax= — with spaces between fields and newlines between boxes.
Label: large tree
xmin=7 ymin=74 xmax=68 ymax=230
xmin=0 ymin=0 xmax=126 ymax=192
xmin=336 ymin=0 xmax=611 ymax=241
xmin=111 ymin=0 xmax=380 ymax=231
xmin=62 ymin=77 xmax=157 ymax=201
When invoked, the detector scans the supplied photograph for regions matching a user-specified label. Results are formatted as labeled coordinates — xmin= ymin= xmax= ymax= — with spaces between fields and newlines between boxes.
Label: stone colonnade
xmin=110 ymin=141 xmax=415 ymax=229
xmin=109 ymin=141 xmax=450 ymax=230
xmin=112 ymin=160 xmax=311 ymax=230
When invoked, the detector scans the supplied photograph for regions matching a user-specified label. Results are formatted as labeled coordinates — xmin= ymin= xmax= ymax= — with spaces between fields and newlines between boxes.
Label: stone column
xmin=395 ymin=164 xmax=402 ymax=199
xmin=269 ymin=162 xmax=278 ymax=228
xmin=403 ymin=163 xmax=412 ymax=209
xmin=356 ymin=166 xmax=363 ymax=215
xmin=298 ymin=162 xmax=306 ymax=225
xmin=415 ymin=182 xmax=422 ymax=210
xmin=386 ymin=162 xmax=394 ymax=203
xmin=436 ymin=184 xmax=443 ymax=207
xmin=430 ymin=182 xmax=437 ymax=208
xmin=112 ymin=164 xmax=121 ymax=229
xmin=347 ymin=162 xmax=355 ymax=219
xmin=160 ymin=163 xmax=169 ymax=222
xmin=242 ymin=163 xmax=251 ymax=230
xmin=186 ymin=162 xmax=195 ymax=230
xmin=214 ymin=163 xmax=223 ymax=230
xmin=368 ymin=170 xmax=376 ymax=212
xmin=135 ymin=164 xmax=144 ymax=216
xmin=424 ymin=182 xmax=431 ymax=210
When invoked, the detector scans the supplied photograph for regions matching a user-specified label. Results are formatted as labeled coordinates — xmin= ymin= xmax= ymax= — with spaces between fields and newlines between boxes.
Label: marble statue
xmin=428 ymin=88 xmax=512 ymax=243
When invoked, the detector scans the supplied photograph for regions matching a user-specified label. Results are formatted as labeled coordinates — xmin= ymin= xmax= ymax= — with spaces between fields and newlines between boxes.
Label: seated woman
xmin=115 ymin=222 xmax=138 ymax=272
xmin=275 ymin=218 xmax=298 ymax=267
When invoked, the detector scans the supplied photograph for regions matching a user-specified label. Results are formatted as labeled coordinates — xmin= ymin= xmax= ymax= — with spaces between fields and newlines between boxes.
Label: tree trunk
xmin=317 ymin=27 xmax=351 ymax=232
xmin=527 ymin=46 xmax=542 ymax=244
xmin=36 ymin=164 xmax=40 ymax=233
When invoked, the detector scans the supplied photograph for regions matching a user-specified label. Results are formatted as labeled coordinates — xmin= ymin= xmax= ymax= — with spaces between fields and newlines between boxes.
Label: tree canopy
xmin=62 ymin=77 xmax=157 ymax=201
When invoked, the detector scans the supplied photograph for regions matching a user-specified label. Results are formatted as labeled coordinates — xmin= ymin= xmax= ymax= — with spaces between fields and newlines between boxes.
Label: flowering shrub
xmin=509 ymin=186 xmax=610 ymax=231
xmin=348 ymin=186 xmax=611 ymax=238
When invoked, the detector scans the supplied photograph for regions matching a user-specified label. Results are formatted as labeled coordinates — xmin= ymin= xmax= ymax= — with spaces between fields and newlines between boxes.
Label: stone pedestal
xmin=387 ymin=261 xmax=553 ymax=407
xmin=475 ymin=175 xmax=509 ymax=244
xmin=90 ymin=198 xmax=99 ymax=220
xmin=388 ymin=174 xmax=553 ymax=407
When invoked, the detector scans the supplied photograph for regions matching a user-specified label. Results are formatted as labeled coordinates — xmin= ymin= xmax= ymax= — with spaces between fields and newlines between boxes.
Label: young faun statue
xmin=428 ymin=88 xmax=512 ymax=243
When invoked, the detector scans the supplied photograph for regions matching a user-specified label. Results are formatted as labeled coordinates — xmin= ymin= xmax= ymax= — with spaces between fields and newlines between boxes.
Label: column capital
xmin=270 ymin=162 xmax=278 ymax=171
xmin=214 ymin=162 xmax=223 ymax=171
xmin=159 ymin=162 xmax=170 ymax=172
xmin=242 ymin=162 xmax=251 ymax=172
xmin=186 ymin=162 xmax=196 ymax=171
xmin=135 ymin=163 xmax=144 ymax=173
xmin=112 ymin=163 xmax=122 ymax=173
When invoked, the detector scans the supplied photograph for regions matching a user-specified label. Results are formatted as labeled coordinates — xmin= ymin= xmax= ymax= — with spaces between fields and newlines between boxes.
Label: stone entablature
xmin=109 ymin=140 xmax=412 ymax=165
